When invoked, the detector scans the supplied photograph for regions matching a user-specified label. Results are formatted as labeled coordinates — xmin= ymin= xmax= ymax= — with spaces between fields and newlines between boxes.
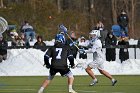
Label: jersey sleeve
xmin=85 ymin=39 xmax=102 ymax=53
xmin=44 ymin=48 xmax=52 ymax=67
xmin=67 ymin=47 xmax=74 ymax=67
xmin=44 ymin=48 xmax=52 ymax=58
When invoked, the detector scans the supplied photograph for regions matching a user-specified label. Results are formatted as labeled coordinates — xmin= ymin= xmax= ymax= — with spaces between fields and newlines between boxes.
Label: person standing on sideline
xmin=38 ymin=34 xmax=77 ymax=93
xmin=66 ymin=31 xmax=78 ymax=58
xmin=79 ymin=30 xmax=117 ymax=86
xmin=34 ymin=35 xmax=46 ymax=52
xmin=117 ymin=10 xmax=129 ymax=36
xmin=0 ymin=34 xmax=8 ymax=62
xmin=137 ymin=38 xmax=140 ymax=47
xmin=21 ymin=21 xmax=36 ymax=46
xmin=105 ymin=32 xmax=117 ymax=62
xmin=118 ymin=34 xmax=129 ymax=63
xmin=78 ymin=36 xmax=88 ymax=59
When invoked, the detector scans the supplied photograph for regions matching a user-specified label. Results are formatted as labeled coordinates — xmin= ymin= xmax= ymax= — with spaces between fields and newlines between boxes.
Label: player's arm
xmin=67 ymin=47 xmax=75 ymax=68
xmin=68 ymin=55 xmax=74 ymax=68
xmin=85 ymin=40 xmax=102 ymax=53
xmin=44 ymin=48 xmax=52 ymax=68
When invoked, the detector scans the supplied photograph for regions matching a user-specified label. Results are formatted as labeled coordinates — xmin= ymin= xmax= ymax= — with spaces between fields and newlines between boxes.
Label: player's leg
xmin=85 ymin=65 xmax=98 ymax=86
xmin=85 ymin=66 xmax=96 ymax=80
xmin=38 ymin=75 xmax=54 ymax=93
xmin=98 ymin=69 xmax=117 ymax=86
xmin=38 ymin=68 xmax=56 ymax=93
xmin=64 ymin=70 xmax=77 ymax=93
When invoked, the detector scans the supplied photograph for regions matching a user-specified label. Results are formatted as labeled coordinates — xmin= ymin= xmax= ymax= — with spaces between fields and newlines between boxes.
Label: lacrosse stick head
xmin=0 ymin=17 xmax=8 ymax=34
xmin=59 ymin=24 xmax=68 ymax=33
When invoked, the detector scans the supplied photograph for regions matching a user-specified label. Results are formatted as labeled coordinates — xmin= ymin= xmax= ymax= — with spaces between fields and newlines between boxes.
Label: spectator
xmin=21 ymin=21 xmax=36 ymax=45
xmin=34 ymin=36 xmax=46 ymax=52
xmin=10 ymin=27 xmax=18 ymax=39
xmin=78 ymin=36 xmax=88 ymax=59
xmin=11 ymin=35 xmax=19 ymax=46
xmin=18 ymin=34 xmax=26 ymax=46
xmin=11 ymin=33 xmax=26 ymax=46
xmin=118 ymin=34 xmax=129 ymax=63
xmin=137 ymin=38 xmax=140 ymax=46
xmin=111 ymin=25 xmax=121 ymax=37
xmin=0 ymin=34 xmax=7 ymax=62
xmin=105 ymin=32 xmax=117 ymax=62
xmin=94 ymin=21 xmax=108 ymax=45
xmin=117 ymin=10 xmax=129 ymax=36
xmin=95 ymin=20 xmax=104 ymax=31
xmin=66 ymin=31 xmax=78 ymax=58
xmin=100 ymin=29 xmax=108 ymax=46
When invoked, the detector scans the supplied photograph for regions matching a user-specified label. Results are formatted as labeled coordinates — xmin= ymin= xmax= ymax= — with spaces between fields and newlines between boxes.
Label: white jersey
xmin=85 ymin=38 xmax=105 ymax=69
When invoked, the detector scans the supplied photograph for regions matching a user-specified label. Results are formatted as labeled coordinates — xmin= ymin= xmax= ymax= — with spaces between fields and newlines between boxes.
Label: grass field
xmin=0 ymin=75 xmax=140 ymax=93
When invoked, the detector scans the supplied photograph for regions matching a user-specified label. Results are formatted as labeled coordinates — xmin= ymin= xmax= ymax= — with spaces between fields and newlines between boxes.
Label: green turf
xmin=0 ymin=75 xmax=140 ymax=93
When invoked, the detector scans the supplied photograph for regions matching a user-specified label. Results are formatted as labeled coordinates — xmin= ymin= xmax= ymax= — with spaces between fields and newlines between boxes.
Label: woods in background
xmin=0 ymin=0 xmax=140 ymax=39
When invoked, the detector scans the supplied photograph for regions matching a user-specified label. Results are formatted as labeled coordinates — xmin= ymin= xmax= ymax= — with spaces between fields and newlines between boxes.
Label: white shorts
xmin=88 ymin=58 xmax=104 ymax=70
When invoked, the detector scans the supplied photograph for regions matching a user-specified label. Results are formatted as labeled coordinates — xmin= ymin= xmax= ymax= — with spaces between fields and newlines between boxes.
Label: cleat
xmin=112 ymin=80 xmax=117 ymax=86
xmin=89 ymin=80 xmax=98 ymax=86
xmin=69 ymin=89 xmax=77 ymax=93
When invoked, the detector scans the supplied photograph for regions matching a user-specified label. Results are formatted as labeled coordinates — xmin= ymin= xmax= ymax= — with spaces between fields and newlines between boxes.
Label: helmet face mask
xmin=89 ymin=34 xmax=96 ymax=39
xmin=89 ymin=30 xmax=100 ymax=39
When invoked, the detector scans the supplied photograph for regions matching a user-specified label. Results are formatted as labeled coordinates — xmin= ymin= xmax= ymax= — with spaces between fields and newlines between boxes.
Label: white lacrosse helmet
xmin=89 ymin=30 xmax=100 ymax=38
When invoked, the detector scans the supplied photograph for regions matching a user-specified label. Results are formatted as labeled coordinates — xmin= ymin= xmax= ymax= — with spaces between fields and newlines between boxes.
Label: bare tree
xmin=57 ymin=0 xmax=61 ymax=13
xmin=0 ymin=0 xmax=4 ymax=8
xmin=129 ymin=0 xmax=136 ymax=38
xmin=111 ymin=0 xmax=117 ymax=24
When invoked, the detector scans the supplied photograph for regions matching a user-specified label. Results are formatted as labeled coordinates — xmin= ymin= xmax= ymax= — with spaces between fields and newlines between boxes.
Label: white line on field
xmin=51 ymin=90 xmax=97 ymax=93
xmin=0 ymin=89 xmax=124 ymax=93
xmin=77 ymin=90 xmax=97 ymax=93
xmin=0 ymin=89 xmax=36 ymax=91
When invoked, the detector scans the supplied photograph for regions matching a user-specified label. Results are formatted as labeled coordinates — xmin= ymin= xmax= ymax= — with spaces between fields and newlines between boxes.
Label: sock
xmin=69 ymin=85 xmax=73 ymax=90
xmin=112 ymin=78 xmax=115 ymax=82
xmin=39 ymin=87 xmax=44 ymax=91
xmin=93 ymin=78 xmax=97 ymax=82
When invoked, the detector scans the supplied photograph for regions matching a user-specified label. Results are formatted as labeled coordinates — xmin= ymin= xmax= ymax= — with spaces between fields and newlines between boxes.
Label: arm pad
xmin=68 ymin=56 xmax=74 ymax=67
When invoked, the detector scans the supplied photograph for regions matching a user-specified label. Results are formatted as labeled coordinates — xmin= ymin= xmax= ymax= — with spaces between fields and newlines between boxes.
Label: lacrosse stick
xmin=0 ymin=17 xmax=8 ymax=34
xmin=59 ymin=24 xmax=88 ymax=69
xmin=59 ymin=24 xmax=80 ymax=50
xmin=59 ymin=24 xmax=87 ymax=55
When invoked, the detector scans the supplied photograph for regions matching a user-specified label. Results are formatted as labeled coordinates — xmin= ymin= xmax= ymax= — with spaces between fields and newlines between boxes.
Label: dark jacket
xmin=117 ymin=14 xmax=129 ymax=27
xmin=0 ymin=39 xmax=8 ymax=55
xmin=105 ymin=32 xmax=117 ymax=61
xmin=66 ymin=38 xmax=78 ymax=58
xmin=137 ymin=39 xmax=140 ymax=46
xmin=34 ymin=41 xmax=46 ymax=52
xmin=118 ymin=39 xmax=129 ymax=62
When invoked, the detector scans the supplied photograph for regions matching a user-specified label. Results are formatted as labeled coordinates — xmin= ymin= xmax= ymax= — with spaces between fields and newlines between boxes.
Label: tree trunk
xmin=129 ymin=0 xmax=135 ymax=38
xmin=57 ymin=0 xmax=61 ymax=13
xmin=30 ymin=0 xmax=36 ymax=20
xmin=0 ymin=0 xmax=4 ymax=8
xmin=130 ymin=0 xmax=135 ymax=38
xmin=111 ymin=0 xmax=117 ymax=24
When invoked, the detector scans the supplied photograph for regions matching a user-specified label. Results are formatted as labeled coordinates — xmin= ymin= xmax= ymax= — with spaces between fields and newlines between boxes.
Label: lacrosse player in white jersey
xmin=80 ymin=30 xmax=117 ymax=86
